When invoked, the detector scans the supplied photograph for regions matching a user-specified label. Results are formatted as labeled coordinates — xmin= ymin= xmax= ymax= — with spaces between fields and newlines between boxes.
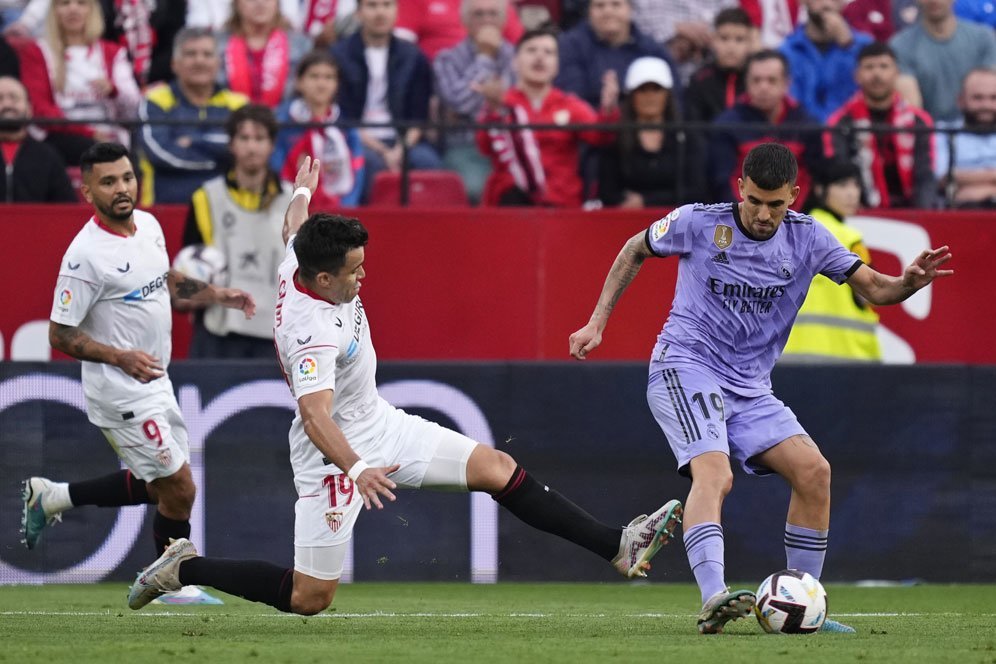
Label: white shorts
xmin=293 ymin=411 xmax=476 ymax=580
xmin=101 ymin=401 xmax=189 ymax=482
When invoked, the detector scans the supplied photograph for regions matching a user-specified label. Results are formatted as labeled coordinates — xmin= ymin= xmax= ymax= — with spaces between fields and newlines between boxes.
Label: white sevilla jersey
xmin=273 ymin=236 xmax=389 ymax=489
xmin=50 ymin=210 xmax=176 ymax=428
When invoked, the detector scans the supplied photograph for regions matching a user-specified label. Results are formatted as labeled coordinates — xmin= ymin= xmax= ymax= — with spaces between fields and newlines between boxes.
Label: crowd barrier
xmin=1 ymin=361 xmax=994 ymax=584
xmin=0 ymin=205 xmax=991 ymax=363
xmin=26 ymin=117 xmax=980 ymax=207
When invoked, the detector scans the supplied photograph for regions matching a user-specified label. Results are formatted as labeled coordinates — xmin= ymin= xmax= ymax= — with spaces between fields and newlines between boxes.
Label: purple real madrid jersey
xmin=644 ymin=203 xmax=862 ymax=396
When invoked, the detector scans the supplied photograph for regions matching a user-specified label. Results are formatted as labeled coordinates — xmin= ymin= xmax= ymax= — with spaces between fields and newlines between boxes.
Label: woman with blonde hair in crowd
xmin=36 ymin=0 xmax=142 ymax=147
xmin=217 ymin=0 xmax=313 ymax=108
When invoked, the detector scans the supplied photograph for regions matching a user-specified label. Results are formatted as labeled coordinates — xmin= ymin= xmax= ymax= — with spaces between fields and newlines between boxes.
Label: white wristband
xmin=347 ymin=460 xmax=370 ymax=481
xmin=292 ymin=187 xmax=312 ymax=205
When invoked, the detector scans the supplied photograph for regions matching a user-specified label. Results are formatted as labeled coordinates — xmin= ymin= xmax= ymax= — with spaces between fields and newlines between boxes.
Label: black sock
xmin=179 ymin=558 xmax=294 ymax=613
xmin=493 ymin=466 xmax=622 ymax=561
xmin=152 ymin=510 xmax=191 ymax=555
xmin=68 ymin=470 xmax=152 ymax=507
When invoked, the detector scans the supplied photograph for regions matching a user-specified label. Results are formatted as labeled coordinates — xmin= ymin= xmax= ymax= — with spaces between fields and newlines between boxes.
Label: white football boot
xmin=21 ymin=477 xmax=69 ymax=550
xmin=128 ymin=538 xmax=199 ymax=610
xmin=612 ymin=499 xmax=683 ymax=578
xmin=697 ymin=588 xmax=756 ymax=634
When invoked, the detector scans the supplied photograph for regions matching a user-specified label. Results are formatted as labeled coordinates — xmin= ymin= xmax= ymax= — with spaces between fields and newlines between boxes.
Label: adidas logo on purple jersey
xmin=711 ymin=252 xmax=730 ymax=265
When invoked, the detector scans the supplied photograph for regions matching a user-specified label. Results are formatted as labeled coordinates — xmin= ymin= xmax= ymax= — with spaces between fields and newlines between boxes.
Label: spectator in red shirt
xmin=476 ymin=26 xmax=620 ymax=206
xmin=741 ymin=0 xmax=801 ymax=47
xmin=395 ymin=0 xmax=524 ymax=61
xmin=215 ymin=0 xmax=313 ymax=108
xmin=824 ymin=41 xmax=936 ymax=208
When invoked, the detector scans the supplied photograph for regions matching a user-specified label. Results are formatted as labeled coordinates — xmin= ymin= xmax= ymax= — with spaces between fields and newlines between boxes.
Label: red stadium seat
xmin=369 ymin=170 xmax=469 ymax=207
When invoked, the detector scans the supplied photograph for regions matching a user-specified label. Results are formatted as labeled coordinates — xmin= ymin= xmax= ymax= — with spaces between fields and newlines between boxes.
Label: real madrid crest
xmin=713 ymin=225 xmax=733 ymax=250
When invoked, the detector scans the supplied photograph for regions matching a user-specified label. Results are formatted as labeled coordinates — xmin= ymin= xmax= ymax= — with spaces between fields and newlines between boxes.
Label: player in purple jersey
xmin=570 ymin=143 xmax=953 ymax=634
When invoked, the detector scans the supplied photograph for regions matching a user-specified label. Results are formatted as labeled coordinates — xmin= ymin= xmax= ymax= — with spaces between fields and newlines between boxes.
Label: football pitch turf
xmin=2 ymin=583 xmax=994 ymax=663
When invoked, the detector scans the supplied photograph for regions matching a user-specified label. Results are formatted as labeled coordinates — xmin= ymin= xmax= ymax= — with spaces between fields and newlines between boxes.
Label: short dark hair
xmin=225 ymin=104 xmax=278 ymax=141
xmin=516 ymin=26 xmax=559 ymax=52
xmin=296 ymin=50 xmax=339 ymax=79
xmin=742 ymin=143 xmax=798 ymax=189
xmin=79 ymin=142 xmax=131 ymax=175
xmin=745 ymin=49 xmax=790 ymax=78
xmin=714 ymin=7 xmax=753 ymax=29
xmin=812 ymin=158 xmax=860 ymax=188
xmin=295 ymin=213 xmax=369 ymax=280
xmin=857 ymin=41 xmax=896 ymax=64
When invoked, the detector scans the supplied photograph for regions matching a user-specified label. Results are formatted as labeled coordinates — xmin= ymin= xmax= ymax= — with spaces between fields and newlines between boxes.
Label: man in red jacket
xmin=824 ymin=41 xmax=936 ymax=208
xmin=476 ymin=27 xmax=620 ymax=207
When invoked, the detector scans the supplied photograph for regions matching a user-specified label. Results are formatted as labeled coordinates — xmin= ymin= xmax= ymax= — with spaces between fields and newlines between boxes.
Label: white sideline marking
xmin=2 ymin=610 xmax=993 ymax=619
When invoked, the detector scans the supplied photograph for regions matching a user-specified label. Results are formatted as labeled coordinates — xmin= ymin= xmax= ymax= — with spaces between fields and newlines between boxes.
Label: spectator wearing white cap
xmin=597 ymin=56 xmax=702 ymax=207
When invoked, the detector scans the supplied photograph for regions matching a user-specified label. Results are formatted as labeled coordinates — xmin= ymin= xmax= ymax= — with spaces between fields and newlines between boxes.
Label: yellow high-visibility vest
xmin=782 ymin=208 xmax=882 ymax=362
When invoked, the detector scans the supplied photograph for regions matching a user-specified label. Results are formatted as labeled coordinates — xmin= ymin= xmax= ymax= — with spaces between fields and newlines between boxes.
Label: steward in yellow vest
xmin=783 ymin=163 xmax=882 ymax=362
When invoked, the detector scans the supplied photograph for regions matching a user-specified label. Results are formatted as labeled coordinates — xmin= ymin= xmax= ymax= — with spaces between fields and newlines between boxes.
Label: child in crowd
xmin=273 ymin=50 xmax=365 ymax=208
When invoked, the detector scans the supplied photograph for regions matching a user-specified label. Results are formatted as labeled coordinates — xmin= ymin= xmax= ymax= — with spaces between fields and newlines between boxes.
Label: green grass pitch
xmin=2 ymin=583 xmax=995 ymax=663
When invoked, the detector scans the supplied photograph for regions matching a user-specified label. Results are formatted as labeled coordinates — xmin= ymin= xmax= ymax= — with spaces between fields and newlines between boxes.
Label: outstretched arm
xmin=298 ymin=389 xmax=400 ymax=510
xmin=167 ymin=269 xmax=256 ymax=318
xmin=283 ymin=156 xmax=321 ymax=245
xmin=846 ymin=246 xmax=953 ymax=306
xmin=49 ymin=321 xmax=164 ymax=383
xmin=569 ymin=231 xmax=655 ymax=360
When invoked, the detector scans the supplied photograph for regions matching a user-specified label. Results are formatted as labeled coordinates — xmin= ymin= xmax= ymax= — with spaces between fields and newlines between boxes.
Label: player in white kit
xmin=21 ymin=143 xmax=255 ymax=603
xmin=126 ymin=158 xmax=684 ymax=615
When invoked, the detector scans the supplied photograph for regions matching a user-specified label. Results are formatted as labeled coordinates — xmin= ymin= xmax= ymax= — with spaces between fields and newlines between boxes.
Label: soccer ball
xmin=754 ymin=569 xmax=827 ymax=634
xmin=171 ymin=244 xmax=228 ymax=285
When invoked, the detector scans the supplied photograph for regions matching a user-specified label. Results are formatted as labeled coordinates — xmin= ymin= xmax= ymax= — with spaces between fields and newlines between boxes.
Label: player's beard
xmin=964 ymin=110 xmax=995 ymax=131
xmin=753 ymin=224 xmax=776 ymax=239
xmin=97 ymin=196 xmax=135 ymax=221
xmin=746 ymin=214 xmax=778 ymax=239
xmin=0 ymin=114 xmax=27 ymax=133
xmin=864 ymin=87 xmax=892 ymax=106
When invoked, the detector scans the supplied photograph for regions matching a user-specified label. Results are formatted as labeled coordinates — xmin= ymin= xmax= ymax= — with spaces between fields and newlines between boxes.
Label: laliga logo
xmin=59 ymin=290 xmax=72 ymax=306
xmin=299 ymin=357 xmax=316 ymax=376
xmin=0 ymin=375 xmax=498 ymax=585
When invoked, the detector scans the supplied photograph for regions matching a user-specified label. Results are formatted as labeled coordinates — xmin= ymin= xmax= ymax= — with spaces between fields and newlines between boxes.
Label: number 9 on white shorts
xmin=100 ymin=404 xmax=190 ymax=481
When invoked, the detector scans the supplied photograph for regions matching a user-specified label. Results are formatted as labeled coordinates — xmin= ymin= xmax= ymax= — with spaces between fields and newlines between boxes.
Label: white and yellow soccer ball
xmin=171 ymin=244 xmax=228 ymax=286
xmin=754 ymin=569 xmax=828 ymax=634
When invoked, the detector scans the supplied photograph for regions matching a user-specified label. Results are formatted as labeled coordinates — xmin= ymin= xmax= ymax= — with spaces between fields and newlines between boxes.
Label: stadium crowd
xmin=0 ymin=0 xmax=994 ymax=209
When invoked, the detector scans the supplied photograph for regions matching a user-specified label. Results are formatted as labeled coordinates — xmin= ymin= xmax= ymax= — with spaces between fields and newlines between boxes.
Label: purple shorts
xmin=646 ymin=361 xmax=807 ymax=477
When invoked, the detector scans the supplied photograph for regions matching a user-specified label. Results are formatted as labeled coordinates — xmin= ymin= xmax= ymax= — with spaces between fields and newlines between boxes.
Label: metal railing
xmin=22 ymin=116 xmax=975 ymax=207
